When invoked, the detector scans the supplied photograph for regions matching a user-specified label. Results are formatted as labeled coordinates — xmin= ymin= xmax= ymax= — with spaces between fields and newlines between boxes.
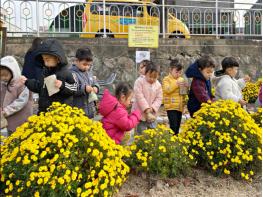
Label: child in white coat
xmin=214 ymin=57 xmax=250 ymax=106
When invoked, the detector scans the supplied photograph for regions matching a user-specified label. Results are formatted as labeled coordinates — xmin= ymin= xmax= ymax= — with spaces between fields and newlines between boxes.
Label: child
xmin=138 ymin=60 xmax=150 ymax=77
xmin=98 ymin=82 xmax=141 ymax=144
xmin=186 ymin=55 xmax=216 ymax=117
xmin=133 ymin=61 xmax=163 ymax=134
xmin=20 ymin=39 xmax=77 ymax=113
xmin=0 ymin=56 xmax=33 ymax=135
xmin=22 ymin=37 xmax=43 ymax=80
xmin=214 ymin=57 xmax=250 ymax=106
xmin=162 ymin=59 xmax=187 ymax=134
xmin=70 ymin=48 xmax=100 ymax=118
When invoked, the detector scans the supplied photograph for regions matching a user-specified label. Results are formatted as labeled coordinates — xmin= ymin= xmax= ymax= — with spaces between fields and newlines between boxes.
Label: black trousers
xmin=167 ymin=110 xmax=182 ymax=135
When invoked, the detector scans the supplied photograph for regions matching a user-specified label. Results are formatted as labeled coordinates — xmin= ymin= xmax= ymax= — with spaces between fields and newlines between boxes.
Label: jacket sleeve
xmin=236 ymin=78 xmax=246 ymax=90
xmin=25 ymin=79 xmax=42 ymax=93
xmin=134 ymin=79 xmax=150 ymax=112
xmin=3 ymin=87 xmax=29 ymax=117
xmin=217 ymin=79 xmax=240 ymax=102
xmin=192 ymin=79 xmax=211 ymax=103
xmin=162 ymin=77 xmax=179 ymax=94
xmin=92 ymin=80 xmax=100 ymax=93
xmin=71 ymin=73 xmax=87 ymax=96
xmin=115 ymin=109 xmax=141 ymax=131
xmin=152 ymin=83 xmax=163 ymax=113
xmin=59 ymin=72 xmax=78 ymax=96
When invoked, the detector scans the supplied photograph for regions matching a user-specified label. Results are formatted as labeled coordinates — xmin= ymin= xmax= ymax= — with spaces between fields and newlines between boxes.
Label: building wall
xmin=5 ymin=37 xmax=262 ymax=84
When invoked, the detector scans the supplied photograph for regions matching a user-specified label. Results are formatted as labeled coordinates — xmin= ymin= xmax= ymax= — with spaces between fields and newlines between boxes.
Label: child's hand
xmin=85 ymin=85 xmax=93 ymax=93
xmin=93 ymin=76 xmax=97 ymax=80
xmin=177 ymin=81 xmax=185 ymax=86
xmin=55 ymin=80 xmax=62 ymax=88
xmin=93 ymin=87 xmax=98 ymax=94
xmin=144 ymin=108 xmax=153 ymax=114
xmin=146 ymin=112 xmax=156 ymax=123
xmin=243 ymin=75 xmax=250 ymax=82
xmin=239 ymin=99 xmax=247 ymax=106
xmin=20 ymin=76 xmax=27 ymax=84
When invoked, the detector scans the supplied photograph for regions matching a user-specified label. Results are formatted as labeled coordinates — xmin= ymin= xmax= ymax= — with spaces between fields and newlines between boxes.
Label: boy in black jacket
xmin=20 ymin=39 xmax=77 ymax=113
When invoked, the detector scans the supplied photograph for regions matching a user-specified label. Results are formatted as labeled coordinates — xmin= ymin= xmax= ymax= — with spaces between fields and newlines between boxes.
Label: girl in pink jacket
xmin=99 ymin=82 xmax=141 ymax=144
xmin=132 ymin=61 xmax=163 ymax=134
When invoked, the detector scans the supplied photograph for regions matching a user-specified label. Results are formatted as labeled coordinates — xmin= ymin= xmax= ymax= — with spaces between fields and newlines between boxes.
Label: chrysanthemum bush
xmin=0 ymin=103 xmax=131 ymax=197
xmin=242 ymin=79 xmax=261 ymax=103
xmin=179 ymin=100 xmax=262 ymax=181
xmin=250 ymin=108 xmax=262 ymax=128
xmin=126 ymin=125 xmax=194 ymax=178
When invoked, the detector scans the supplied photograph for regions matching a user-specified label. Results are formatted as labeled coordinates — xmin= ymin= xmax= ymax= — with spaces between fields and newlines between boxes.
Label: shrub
xmin=0 ymin=103 xmax=131 ymax=197
xmin=242 ymin=81 xmax=261 ymax=103
xmin=250 ymin=108 xmax=262 ymax=128
xmin=179 ymin=100 xmax=262 ymax=181
xmin=127 ymin=125 xmax=194 ymax=178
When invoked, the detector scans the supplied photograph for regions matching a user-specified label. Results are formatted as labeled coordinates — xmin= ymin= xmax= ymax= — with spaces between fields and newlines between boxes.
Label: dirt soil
xmin=115 ymin=169 xmax=262 ymax=197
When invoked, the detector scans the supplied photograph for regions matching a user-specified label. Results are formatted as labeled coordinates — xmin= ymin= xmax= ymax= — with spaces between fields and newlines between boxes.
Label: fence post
xmin=162 ymin=0 xmax=165 ymax=38
xmin=103 ymin=0 xmax=106 ymax=38
xmin=36 ymin=0 xmax=40 ymax=37
xmin=215 ymin=0 xmax=219 ymax=39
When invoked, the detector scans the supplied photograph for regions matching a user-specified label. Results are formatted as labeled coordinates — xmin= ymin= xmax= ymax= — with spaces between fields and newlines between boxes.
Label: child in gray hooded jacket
xmin=70 ymin=48 xmax=100 ymax=118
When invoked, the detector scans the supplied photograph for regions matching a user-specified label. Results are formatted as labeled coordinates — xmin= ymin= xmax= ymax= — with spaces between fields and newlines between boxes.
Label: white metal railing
xmin=1 ymin=0 xmax=262 ymax=39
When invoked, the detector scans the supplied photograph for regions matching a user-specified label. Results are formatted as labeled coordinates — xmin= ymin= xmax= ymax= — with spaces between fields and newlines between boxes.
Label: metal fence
xmin=1 ymin=0 xmax=262 ymax=39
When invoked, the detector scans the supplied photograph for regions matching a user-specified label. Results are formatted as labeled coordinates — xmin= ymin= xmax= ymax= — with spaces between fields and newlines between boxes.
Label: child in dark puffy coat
xmin=186 ymin=55 xmax=216 ymax=117
xmin=20 ymin=39 xmax=77 ymax=113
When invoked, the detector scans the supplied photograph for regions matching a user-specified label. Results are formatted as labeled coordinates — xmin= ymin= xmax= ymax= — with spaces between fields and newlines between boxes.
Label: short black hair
xmin=115 ymin=82 xmax=133 ymax=100
xmin=221 ymin=57 xmax=239 ymax=71
xmin=145 ymin=61 xmax=160 ymax=74
xmin=75 ymin=48 xmax=93 ymax=61
xmin=170 ymin=58 xmax=183 ymax=71
xmin=197 ymin=55 xmax=216 ymax=70
xmin=139 ymin=60 xmax=151 ymax=68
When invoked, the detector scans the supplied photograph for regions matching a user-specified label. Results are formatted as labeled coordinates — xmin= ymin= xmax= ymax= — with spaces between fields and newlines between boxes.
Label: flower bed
xmin=250 ymin=108 xmax=262 ymax=128
xmin=179 ymin=100 xmax=262 ymax=181
xmin=127 ymin=125 xmax=194 ymax=178
xmin=242 ymin=80 xmax=261 ymax=103
xmin=0 ymin=103 xmax=131 ymax=197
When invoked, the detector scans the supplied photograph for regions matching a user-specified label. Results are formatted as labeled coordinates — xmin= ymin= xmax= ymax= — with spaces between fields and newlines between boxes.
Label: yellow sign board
xmin=128 ymin=25 xmax=159 ymax=48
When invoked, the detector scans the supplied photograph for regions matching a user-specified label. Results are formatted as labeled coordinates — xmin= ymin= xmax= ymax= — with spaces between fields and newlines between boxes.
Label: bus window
xmin=90 ymin=4 xmax=111 ymax=15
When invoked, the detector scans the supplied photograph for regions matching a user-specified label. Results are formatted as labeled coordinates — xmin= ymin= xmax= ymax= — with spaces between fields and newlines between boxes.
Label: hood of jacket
xmin=99 ymin=89 xmax=119 ymax=117
xmin=35 ymin=39 xmax=68 ymax=67
xmin=212 ymin=74 xmax=227 ymax=86
xmin=0 ymin=56 xmax=21 ymax=81
xmin=185 ymin=62 xmax=206 ymax=80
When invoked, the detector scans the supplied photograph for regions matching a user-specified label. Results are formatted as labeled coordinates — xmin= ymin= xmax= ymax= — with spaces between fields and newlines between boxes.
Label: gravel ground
xmin=115 ymin=169 xmax=262 ymax=197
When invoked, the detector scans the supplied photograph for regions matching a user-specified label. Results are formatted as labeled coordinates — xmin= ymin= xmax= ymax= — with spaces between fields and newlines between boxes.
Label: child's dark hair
xmin=197 ymin=55 xmax=216 ymax=70
xmin=28 ymin=37 xmax=42 ymax=52
xmin=221 ymin=57 xmax=239 ymax=71
xmin=170 ymin=58 xmax=183 ymax=71
xmin=145 ymin=61 xmax=160 ymax=74
xmin=75 ymin=48 xmax=93 ymax=62
xmin=140 ymin=60 xmax=150 ymax=68
xmin=115 ymin=82 xmax=133 ymax=100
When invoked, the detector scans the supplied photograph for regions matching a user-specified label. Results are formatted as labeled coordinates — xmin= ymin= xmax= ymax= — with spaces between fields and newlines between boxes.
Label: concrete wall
xmin=5 ymin=37 xmax=262 ymax=85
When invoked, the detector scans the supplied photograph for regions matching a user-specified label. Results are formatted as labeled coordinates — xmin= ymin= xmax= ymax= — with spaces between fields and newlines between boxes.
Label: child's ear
xmin=120 ymin=94 xmax=126 ymax=102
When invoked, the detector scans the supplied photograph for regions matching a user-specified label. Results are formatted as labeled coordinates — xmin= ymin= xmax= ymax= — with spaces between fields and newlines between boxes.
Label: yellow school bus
xmin=81 ymin=0 xmax=190 ymax=38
